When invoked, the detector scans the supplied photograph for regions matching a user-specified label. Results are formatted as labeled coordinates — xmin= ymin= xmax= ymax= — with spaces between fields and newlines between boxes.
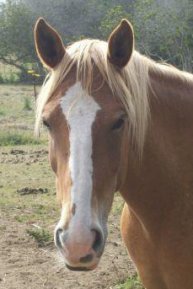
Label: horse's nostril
xmin=80 ymin=253 xmax=93 ymax=264
xmin=55 ymin=228 xmax=63 ymax=248
xmin=92 ymin=229 xmax=103 ymax=254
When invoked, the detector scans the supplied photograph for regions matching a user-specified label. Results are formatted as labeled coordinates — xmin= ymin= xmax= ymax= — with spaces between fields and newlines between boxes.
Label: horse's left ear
xmin=108 ymin=19 xmax=134 ymax=68
xmin=34 ymin=18 xmax=65 ymax=69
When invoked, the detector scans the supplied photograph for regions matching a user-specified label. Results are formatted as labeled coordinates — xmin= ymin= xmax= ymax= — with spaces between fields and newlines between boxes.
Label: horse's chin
xmin=66 ymin=263 xmax=98 ymax=271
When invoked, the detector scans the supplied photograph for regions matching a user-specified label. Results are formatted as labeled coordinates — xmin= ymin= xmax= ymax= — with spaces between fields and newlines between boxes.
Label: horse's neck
xmin=150 ymin=63 xmax=193 ymax=114
xmin=120 ymin=64 xmax=193 ymax=236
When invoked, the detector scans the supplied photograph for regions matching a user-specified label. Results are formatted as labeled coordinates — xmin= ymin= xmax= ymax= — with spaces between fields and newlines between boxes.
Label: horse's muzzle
xmin=55 ymin=225 xmax=104 ymax=269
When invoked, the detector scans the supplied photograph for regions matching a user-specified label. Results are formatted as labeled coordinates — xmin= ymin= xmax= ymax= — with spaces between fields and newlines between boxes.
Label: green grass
xmin=112 ymin=193 xmax=124 ymax=215
xmin=26 ymin=228 xmax=52 ymax=247
xmin=0 ymin=84 xmax=47 ymax=146
xmin=15 ymin=214 xmax=32 ymax=223
xmin=0 ymin=131 xmax=43 ymax=146
xmin=116 ymin=274 xmax=144 ymax=289
xmin=0 ymin=84 xmax=38 ymax=125
xmin=0 ymin=86 xmax=51 ymax=228
xmin=0 ymin=109 xmax=6 ymax=116
xmin=23 ymin=96 xmax=32 ymax=111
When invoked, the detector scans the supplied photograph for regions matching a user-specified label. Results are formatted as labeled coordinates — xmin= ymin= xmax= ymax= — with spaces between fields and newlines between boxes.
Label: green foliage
xmin=99 ymin=5 xmax=128 ymax=38
xmin=0 ymin=1 xmax=33 ymax=56
xmin=0 ymin=0 xmax=193 ymax=78
xmin=0 ymin=72 xmax=20 ymax=84
xmin=116 ymin=274 xmax=144 ymax=289
xmin=99 ymin=0 xmax=193 ymax=71
xmin=0 ymin=63 xmax=20 ymax=83
xmin=0 ymin=0 xmax=42 ymax=82
xmin=26 ymin=228 xmax=52 ymax=247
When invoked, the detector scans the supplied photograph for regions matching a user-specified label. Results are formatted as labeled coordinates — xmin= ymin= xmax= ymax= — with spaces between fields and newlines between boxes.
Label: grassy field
xmin=0 ymin=85 xmax=56 ymax=245
xmin=0 ymin=85 xmax=46 ymax=145
xmin=0 ymin=84 xmax=143 ymax=289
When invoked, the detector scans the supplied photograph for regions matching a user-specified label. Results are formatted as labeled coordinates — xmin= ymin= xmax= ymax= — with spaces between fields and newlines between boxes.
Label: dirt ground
xmin=0 ymin=147 xmax=136 ymax=289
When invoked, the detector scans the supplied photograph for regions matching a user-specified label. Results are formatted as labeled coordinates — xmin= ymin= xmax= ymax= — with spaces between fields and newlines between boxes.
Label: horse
xmin=34 ymin=18 xmax=193 ymax=289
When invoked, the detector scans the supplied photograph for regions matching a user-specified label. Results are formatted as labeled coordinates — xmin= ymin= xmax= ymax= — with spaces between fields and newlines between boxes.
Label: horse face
xmin=35 ymin=17 xmax=133 ymax=271
xmin=42 ymin=69 xmax=129 ymax=270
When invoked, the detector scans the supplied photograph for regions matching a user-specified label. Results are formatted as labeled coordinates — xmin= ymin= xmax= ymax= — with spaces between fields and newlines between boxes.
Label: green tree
xmin=99 ymin=5 xmax=128 ymax=38
xmin=1 ymin=0 xmax=193 ymax=82
xmin=0 ymin=0 xmax=40 ymax=81
xmin=99 ymin=0 xmax=193 ymax=71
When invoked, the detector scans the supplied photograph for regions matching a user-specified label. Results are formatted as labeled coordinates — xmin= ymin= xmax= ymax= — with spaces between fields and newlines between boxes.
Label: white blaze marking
xmin=60 ymin=82 xmax=101 ymax=232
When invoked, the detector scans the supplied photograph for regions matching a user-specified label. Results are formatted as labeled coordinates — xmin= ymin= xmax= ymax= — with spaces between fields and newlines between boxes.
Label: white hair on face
xmin=60 ymin=82 xmax=101 ymax=233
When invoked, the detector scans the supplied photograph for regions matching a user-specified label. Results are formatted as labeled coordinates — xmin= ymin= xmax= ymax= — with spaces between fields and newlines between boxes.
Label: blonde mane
xmin=35 ymin=39 xmax=154 ymax=156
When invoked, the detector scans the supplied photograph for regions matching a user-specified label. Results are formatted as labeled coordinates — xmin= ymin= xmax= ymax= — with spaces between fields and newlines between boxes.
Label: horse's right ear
xmin=34 ymin=18 xmax=65 ymax=69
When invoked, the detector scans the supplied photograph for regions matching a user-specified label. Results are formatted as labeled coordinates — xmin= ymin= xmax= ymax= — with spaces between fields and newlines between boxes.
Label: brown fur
xmin=121 ymin=66 xmax=193 ymax=289
xmin=34 ymin=18 xmax=193 ymax=288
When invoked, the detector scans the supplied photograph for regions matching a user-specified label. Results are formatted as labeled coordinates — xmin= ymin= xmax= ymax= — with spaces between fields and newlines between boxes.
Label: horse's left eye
xmin=112 ymin=117 xmax=125 ymax=131
xmin=43 ymin=119 xmax=51 ymax=130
